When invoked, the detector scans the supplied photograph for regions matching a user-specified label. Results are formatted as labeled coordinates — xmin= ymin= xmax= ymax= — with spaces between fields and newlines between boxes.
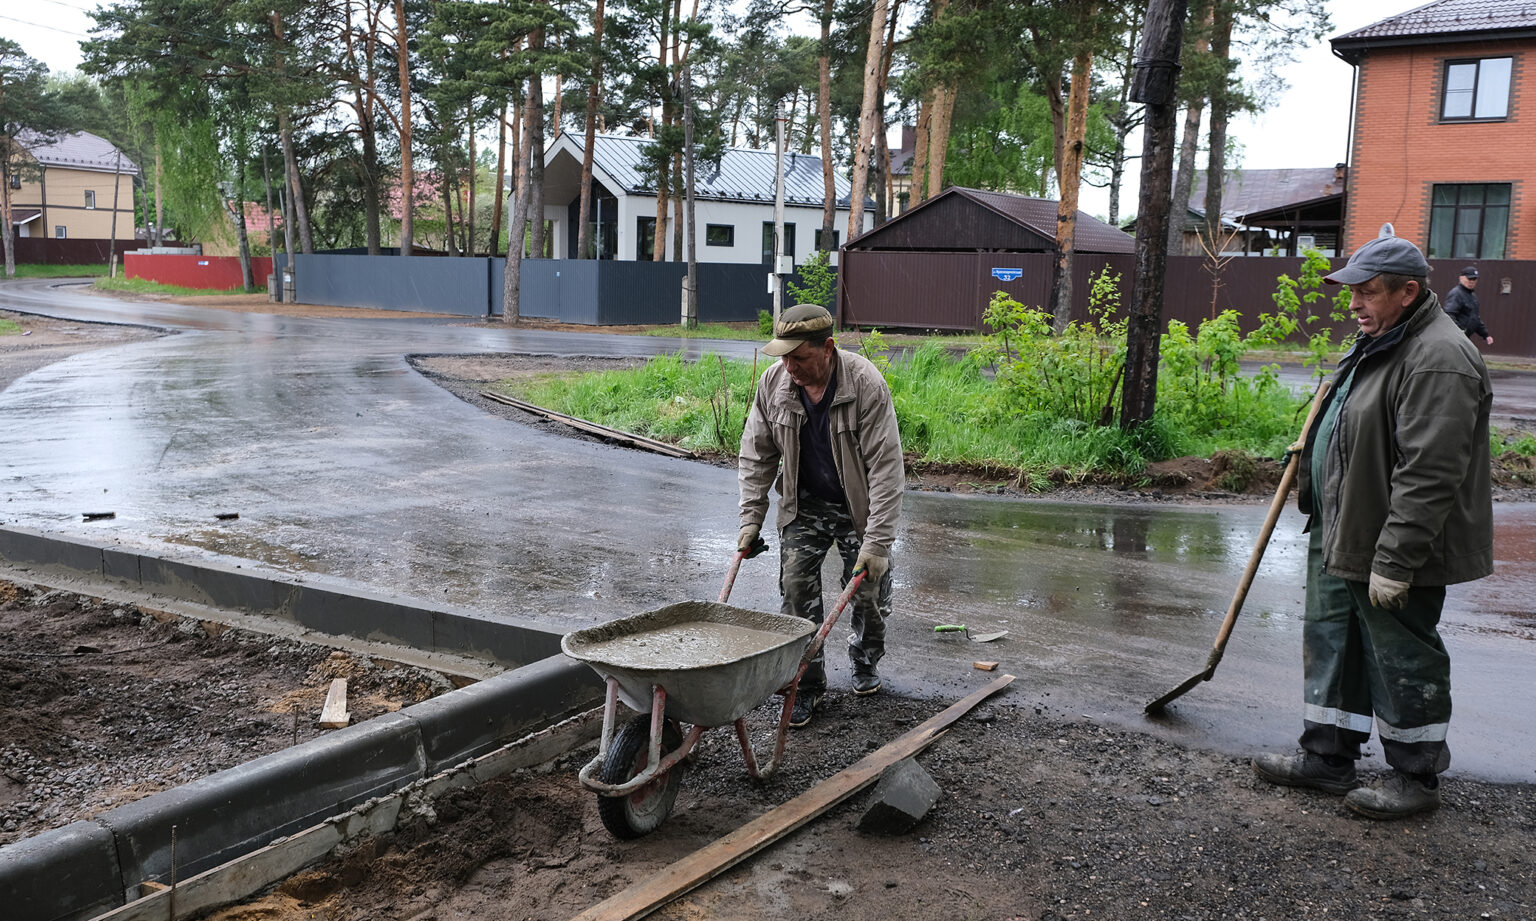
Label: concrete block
xmin=432 ymin=606 xmax=565 ymax=669
xmin=137 ymin=555 xmax=283 ymax=614
xmin=403 ymin=655 xmax=604 ymax=773
xmin=282 ymin=582 xmax=436 ymax=650
xmin=99 ymin=547 xmax=142 ymax=586
xmin=99 ymin=712 xmax=426 ymax=887
xmin=857 ymin=757 xmax=940 ymax=835
xmin=0 ymin=820 xmax=124 ymax=921
xmin=0 ymin=527 xmax=105 ymax=577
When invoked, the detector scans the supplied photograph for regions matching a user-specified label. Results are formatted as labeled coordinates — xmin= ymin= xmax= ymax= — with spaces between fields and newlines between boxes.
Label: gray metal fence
xmin=292 ymin=254 xmax=821 ymax=324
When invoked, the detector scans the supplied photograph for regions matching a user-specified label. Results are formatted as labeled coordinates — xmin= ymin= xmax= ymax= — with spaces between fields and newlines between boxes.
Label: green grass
xmin=93 ymin=276 xmax=252 ymax=297
xmin=0 ymin=316 xmax=21 ymax=336
xmin=491 ymin=341 xmax=1310 ymax=482
xmin=642 ymin=322 xmax=764 ymax=341
xmin=4 ymin=264 xmax=112 ymax=279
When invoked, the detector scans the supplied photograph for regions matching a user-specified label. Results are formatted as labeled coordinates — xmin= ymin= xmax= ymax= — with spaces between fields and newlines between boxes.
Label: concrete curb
xmin=0 ymin=527 xmax=607 ymax=921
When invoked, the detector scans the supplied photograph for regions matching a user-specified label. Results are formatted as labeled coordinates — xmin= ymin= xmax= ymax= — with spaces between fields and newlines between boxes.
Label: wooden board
xmin=318 ymin=678 xmax=349 ymax=729
xmin=570 ymin=673 xmax=1015 ymax=921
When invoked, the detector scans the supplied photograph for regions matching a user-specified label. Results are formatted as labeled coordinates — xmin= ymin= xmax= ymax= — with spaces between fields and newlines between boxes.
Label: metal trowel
xmin=935 ymin=624 xmax=1009 ymax=643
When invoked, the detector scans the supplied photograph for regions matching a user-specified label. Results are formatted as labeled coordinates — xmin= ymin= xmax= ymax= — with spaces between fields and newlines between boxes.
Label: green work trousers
xmin=1299 ymin=532 xmax=1452 ymax=775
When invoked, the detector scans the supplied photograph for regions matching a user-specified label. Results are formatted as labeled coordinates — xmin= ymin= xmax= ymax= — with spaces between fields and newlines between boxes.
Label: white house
xmin=540 ymin=133 xmax=872 ymax=267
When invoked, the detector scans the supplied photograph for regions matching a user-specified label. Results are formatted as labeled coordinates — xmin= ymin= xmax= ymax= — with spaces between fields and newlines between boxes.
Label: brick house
xmin=1331 ymin=0 xmax=1534 ymax=260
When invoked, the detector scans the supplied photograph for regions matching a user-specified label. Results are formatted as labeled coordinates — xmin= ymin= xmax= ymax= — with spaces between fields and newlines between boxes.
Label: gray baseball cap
xmin=764 ymin=304 xmax=835 ymax=356
xmin=1324 ymin=223 xmax=1430 ymax=285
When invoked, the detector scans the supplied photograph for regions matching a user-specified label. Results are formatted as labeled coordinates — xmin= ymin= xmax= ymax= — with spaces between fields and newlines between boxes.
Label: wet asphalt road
xmin=3 ymin=278 xmax=1534 ymax=783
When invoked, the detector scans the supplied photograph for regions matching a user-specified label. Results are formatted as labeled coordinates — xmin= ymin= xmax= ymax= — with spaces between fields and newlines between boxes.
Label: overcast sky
xmin=7 ymin=0 xmax=1421 ymax=220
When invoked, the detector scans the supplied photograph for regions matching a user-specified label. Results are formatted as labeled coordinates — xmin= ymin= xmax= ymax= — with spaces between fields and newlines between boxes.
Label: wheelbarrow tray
xmin=562 ymin=601 xmax=815 ymax=727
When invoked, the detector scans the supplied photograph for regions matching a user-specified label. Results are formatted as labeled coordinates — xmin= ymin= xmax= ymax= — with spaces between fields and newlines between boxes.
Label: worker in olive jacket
xmin=1253 ymin=226 xmax=1493 ymax=819
xmin=737 ymin=304 xmax=904 ymax=729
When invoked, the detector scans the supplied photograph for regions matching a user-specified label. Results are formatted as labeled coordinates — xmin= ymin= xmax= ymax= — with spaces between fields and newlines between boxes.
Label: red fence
xmin=125 ymin=253 xmax=274 ymax=290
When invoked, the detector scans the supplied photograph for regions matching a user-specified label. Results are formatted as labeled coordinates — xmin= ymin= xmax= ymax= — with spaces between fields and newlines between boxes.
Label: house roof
xmin=1331 ymin=0 xmax=1536 ymax=64
xmin=18 ymin=131 xmax=141 ymax=176
xmin=546 ymin=133 xmax=867 ymax=209
xmin=10 ymin=208 xmax=42 ymax=226
xmin=1176 ymin=167 xmax=1346 ymax=222
xmin=847 ymin=186 xmax=1135 ymax=254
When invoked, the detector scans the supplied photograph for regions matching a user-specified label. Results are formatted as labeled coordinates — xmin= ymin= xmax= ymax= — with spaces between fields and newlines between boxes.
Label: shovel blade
xmin=1144 ymin=668 xmax=1213 ymax=714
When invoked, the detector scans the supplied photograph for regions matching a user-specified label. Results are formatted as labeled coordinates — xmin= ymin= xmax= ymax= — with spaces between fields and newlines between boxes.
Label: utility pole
xmin=106 ymin=148 xmax=123 ymax=278
xmin=1120 ymin=0 xmax=1188 ymax=430
xmin=772 ymin=102 xmax=787 ymax=322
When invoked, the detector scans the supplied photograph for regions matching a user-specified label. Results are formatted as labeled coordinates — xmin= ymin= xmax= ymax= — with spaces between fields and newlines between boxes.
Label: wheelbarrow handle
xmin=718 ymin=534 xmax=770 ymax=603
xmin=800 ymin=569 xmax=867 ymax=668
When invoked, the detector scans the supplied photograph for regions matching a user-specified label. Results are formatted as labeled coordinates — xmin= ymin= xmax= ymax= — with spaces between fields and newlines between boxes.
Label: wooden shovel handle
xmin=1208 ymin=381 xmax=1332 ymax=652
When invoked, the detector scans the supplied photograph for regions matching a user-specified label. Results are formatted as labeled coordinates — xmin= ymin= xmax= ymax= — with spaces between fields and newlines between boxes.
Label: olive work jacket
xmin=1298 ymin=289 xmax=1494 ymax=586
xmin=738 ymin=348 xmax=905 ymax=557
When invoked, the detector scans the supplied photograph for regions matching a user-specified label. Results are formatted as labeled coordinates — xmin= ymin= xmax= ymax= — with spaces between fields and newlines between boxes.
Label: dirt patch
xmin=0 ymin=580 xmax=453 ymax=846
xmin=0 ymin=309 xmax=163 ymax=391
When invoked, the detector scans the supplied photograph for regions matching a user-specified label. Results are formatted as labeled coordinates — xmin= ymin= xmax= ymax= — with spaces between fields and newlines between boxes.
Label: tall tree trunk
xmin=232 ymin=149 xmax=253 ymax=289
xmin=528 ymin=26 xmax=547 ymax=259
xmin=926 ymin=84 xmax=956 ymax=197
xmin=503 ymin=79 xmax=536 ymax=322
xmin=911 ymin=98 xmax=931 ymax=202
xmin=818 ymin=0 xmax=835 ymax=250
xmin=1121 ymin=0 xmax=1187 ymax=429
xmin=1049 ymin=25 xmax=1096 ymax=333
xmin=262 ymin=148 xmax=278 ymax=260
xmin=847 ymin=0 xmax=890 ymax=242
xmin=1201 ymin=1 xmax=1234 ymax=251
xmin=1106 ymin=13 xmax=1142 ymax=227
xmin=1168 ymin=0 xmax=1213 ymax=254
xmin=872 ymin=1 xmax=900 ymax=225
xmin=0 ymin=155 xmax=15 ymax=277
xmin=271 ymin=12 xmax=314 ymax=254
xmin=394 ymin=0 xmax=415 ymax=256
xmin=441 ymin=164 xmax=459 ymax=256
xmin=468 ymin=122 xmax=478 ymax=255
xmin=154 ymin=138 xmax=164 ymax=246
xmin=491 ymin=98 xmax=507 ymax=255
xmin=577 ymin=0 xmax=606 ymax=259
xmin=361 ymin=99 xmax=382 ymax=254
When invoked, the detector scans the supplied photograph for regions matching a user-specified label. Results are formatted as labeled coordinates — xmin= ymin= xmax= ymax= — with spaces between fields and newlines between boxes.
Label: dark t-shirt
xmin=798 ymin=367 xmax=844 ymax=502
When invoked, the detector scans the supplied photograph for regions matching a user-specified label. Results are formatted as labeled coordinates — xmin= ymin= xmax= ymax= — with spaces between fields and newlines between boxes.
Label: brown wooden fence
xmin=9 ymin=237 xmax=149 ymax=266
xmin=838 ymin=252 xmax=1536 ymax=358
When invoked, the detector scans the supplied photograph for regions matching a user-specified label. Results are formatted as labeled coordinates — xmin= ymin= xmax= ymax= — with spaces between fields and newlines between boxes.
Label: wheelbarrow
xmin=561 ymin=548 xmax=866 ymax=838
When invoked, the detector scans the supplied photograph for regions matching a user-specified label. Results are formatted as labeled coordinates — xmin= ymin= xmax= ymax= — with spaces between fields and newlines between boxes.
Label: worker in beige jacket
xmin=737 ymin=304 xmax=904 ymax=728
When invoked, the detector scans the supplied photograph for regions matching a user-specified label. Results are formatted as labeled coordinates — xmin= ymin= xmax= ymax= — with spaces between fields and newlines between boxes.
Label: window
xmin=637 ymin=216 xmax=656 ymax=260
xmin=705 ymin=223 xmax=734 ymax=247
xmin=1428 ymin=183 xmax=1510 ymax=259
xmin=55 ymin=226 xmax=67 ymax=239
xmin=1441 ymin=57 xmax=1512 ymax=120
xmin=8 ymin=174 xmax=18 ymax=190
xmin=814 ymin=228 xmax=840 ymax=251
xmin=761 ymin=222 xmax=796 ymax=261
xmin=84 ymin=190 xmax=96 ymax=209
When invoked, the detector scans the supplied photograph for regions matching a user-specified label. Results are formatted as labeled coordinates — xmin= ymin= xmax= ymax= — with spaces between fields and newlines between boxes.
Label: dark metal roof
xmin=847 ymin=186 xmax=1134 ymax=254
xmin=567 ymin=133 xmax=866 ymax=209
xmin=1176 ymin=167 xmax=1346 ymax=221
xmin=17 ymin=131 xmax=141 ymax=176
xmin=1332 ymin=0 xmax=1536 ymax=63
xmin=9 ymin=208 xmax=41 ymax=226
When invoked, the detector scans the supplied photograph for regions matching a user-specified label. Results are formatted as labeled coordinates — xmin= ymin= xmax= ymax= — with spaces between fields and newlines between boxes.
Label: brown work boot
xmin=1252 ymin=751 xmax=1359 ymax=794
xmin=1344 ymin=771 xmax=1442 ymax=820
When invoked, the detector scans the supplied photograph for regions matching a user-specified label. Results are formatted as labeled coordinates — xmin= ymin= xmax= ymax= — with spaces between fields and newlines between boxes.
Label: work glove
xmin=737 ymin=524 xmax=768 ymax=559
xmin=1368 ymin=572 xmax=1411 ymax=611
xmin=853 ymin=547 xmax=889 ymax=582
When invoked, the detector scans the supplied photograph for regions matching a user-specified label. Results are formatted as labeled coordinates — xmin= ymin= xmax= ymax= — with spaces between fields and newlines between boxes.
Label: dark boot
xmin=1252 ymin=751 xmax=1359 ymax=794
xmin=1344 ymin=771 xmax=1441 ymax=819
xmin=789 ymin=689 xmax=825 ymax=728
xmin=852 ymin=661 xmax=882 ymax=696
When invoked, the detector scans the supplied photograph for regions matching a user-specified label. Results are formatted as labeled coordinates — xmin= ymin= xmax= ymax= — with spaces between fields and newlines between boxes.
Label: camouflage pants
xmin=779 ymin=492 xmax=893 ymax=694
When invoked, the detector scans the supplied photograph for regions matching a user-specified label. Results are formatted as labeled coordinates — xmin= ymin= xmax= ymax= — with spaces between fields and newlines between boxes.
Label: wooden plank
xmin=318 ymin=678 xmax=349 ymax=729
xmin=570 ymin=673 xmax=1016 ymax=921
xmin=477 ymin=390 xmax=695 ymax=459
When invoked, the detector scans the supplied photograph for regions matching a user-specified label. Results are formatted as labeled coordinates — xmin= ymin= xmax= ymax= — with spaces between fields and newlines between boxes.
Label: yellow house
xmin=8 ymin=131 xmax=139 ymax=242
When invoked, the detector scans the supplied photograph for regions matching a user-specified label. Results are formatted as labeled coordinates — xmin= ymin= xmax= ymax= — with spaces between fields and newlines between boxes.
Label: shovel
xmin=1144 ymin=381 xmax=1331 ymax=715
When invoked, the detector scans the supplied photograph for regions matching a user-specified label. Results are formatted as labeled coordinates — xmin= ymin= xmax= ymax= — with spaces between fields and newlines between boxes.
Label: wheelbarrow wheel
xmin=597 ymin=714 xmax=684 ymax=839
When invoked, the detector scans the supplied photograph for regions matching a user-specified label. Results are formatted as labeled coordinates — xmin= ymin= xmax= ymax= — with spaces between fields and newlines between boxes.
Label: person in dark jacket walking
xmin=1443 ymin=265 xmax=1493 ymax=346
xmin=1252 ymin=226 xmax=1493 ymax=820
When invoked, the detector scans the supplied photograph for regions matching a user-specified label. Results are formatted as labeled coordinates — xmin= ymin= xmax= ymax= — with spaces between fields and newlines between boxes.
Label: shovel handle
xmin=1209 ymin=381 xmax=1332 ymax=652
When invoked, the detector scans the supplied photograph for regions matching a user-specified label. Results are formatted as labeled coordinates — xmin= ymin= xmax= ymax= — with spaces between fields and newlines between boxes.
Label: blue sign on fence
xmin=991 ymin=267 xmax=1023 ymax=282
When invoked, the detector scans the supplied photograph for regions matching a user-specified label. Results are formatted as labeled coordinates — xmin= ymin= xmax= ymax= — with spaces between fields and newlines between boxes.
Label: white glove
xmin=854 ymin=547 xmax=889 ymax=582
xmin=1368 ymin=572 xmax=1411 ymax=611
xmin=738 ymin=524 xmax=761 ymax=552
